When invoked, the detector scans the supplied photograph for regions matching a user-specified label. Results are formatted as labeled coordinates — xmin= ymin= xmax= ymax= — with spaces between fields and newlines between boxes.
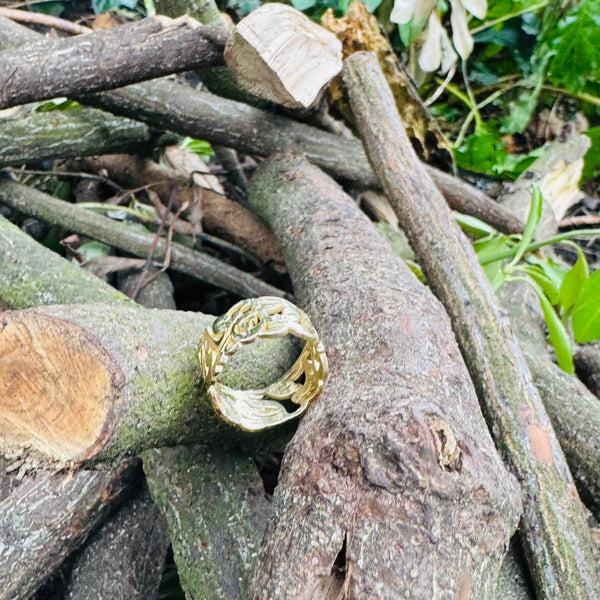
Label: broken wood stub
xmin=224 ymin=3 xmax=343 ymax=110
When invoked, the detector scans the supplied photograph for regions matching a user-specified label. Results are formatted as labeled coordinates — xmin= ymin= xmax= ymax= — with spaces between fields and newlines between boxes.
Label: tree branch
xmin=0 ymin=16 xmax=227 ymax=110
xmin=343 ymin=50 xmax=600 ymax=599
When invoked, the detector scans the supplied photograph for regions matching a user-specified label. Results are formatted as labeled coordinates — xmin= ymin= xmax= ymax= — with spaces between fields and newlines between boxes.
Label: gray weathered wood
xmin=0 ymin=17 xmax=226 ymax=110
xmin=248 ymin=153 xmax=521 ymax=599
xmin=343 ymin=50 xmax=600 ymax=600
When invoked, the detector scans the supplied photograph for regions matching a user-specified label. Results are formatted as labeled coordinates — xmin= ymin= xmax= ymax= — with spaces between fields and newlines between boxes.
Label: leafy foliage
xmin=547 ymin=0 xmax=600 ymax=96
xmin=457 ymin=187 xmax=600 ymax=373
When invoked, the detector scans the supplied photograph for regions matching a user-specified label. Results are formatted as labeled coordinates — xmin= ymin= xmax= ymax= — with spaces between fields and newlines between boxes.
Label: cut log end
xmin=0 ymin=310 xmax=123 ymax=467
xmin=224 ymin=3 xmax=342 ymax=110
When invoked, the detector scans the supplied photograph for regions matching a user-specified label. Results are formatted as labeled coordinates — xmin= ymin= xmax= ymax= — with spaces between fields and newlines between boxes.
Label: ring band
xmin=199 ymin=297 xmax=328 ymax=431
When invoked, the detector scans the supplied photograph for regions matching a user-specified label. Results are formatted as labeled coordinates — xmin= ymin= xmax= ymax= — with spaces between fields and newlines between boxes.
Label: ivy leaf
xmin=572 ymin=269 xmax=600 ymax=343
xmin=454 ymin=129 xmax=506 ymax=173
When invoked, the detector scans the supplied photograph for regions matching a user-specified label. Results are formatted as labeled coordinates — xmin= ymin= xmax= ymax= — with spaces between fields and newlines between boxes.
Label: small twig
xmin=0 ymin=7 xmax=92 ymax=35
xmin=130 ymin=188 xmax=176 ymax=300
xmin=559 ymin=214 xmax=600 ymax=228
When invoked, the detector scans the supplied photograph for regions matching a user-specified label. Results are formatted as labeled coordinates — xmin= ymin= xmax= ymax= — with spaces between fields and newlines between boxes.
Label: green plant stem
xmin=542 ymin=85 xmax=600 ymax=107
xmin=480 ymin=228 xmax=600 ymax=264
xmin=470 ymin=1 xmax=549 ymax=35
xmin=461 ymin=61 xmax=483 ymax=132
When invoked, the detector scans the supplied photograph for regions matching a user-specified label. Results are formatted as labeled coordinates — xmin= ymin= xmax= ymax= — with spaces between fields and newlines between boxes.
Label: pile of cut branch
xmin=0 ymin=4 xmax=599 ymax=600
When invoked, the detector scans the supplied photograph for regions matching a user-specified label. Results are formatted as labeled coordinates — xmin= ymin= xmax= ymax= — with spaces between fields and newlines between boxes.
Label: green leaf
xmin=507 ymin=183 xmax=542 ymax=269
xmin=473 ymin=235 xmax=511 ymax=289
xmin=572 ymin=269 xmax=600 ymax=343
xmin=520 ymin=264 xmax=560 ymax=305
xmin=558 ymin=247 xmax=589 ymax=318
xmin=547 ymin=0 xmax=600 ymax=95
xmin=291 ymin=0 xmax=318 ymax=10
xmin=179 ymin=137 xmax=215 ymax=160
xmin=454 ymin=129 xmax=506 ymax=174
xmin=397 ymin=18 xmax=427 ymax=46
xmin=28 ymin=1 xmax=65 ymax=16
xmin=518 ymin=276 xmax=574 ymax=374
xmin=582 ymin=127 xmax=600 ymax=183
xmin=365 ymin=0 xmax=384 ymax=12
xmin=454 ymin=212 xmax=499 ymax=237
xmin=92 ymin=0 xmax=138 ymax=14
xmin=491 ymin=146 xmax=545 ymax=179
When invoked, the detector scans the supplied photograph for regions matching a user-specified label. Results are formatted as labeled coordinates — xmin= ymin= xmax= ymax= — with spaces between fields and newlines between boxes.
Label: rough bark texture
xmin=143 ymin=444 xmax=272 ymax=599
xmin=0 ymin=303 xmax=299 ymax=467
xmin=0 ymin=15 xmax=523 ymax=236
xmin=248 ymin=154 xmax=521 ymax=599
xmin=343 ymin=51 xmax=600 ymax=599
xmin=0 ymin=460 xmax=138 ymax=600
xmin=0 ymin=108 xmax=152 ymax=167
xmin=0 ymin=178 xmax=284 ymax=299
xmin=0 ymin=209 xmax=278 ymax=600
xmin=497 ymin=281 xmax=600 ymax=520
xmin=64 ymin=479 xmax=169 ymax=600
xmin=574 ymin=342 xmax=600 ymax=399
xmin=0 ymin=16 xmax=226 ymax=110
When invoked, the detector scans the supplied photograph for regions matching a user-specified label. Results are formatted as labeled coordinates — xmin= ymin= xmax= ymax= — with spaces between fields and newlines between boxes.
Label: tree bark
xmin=0 ymin=302 xmax=299 ymax=468
xmin=0 ymin=214 xmax=131 ymax=309
xmin=343 ymin=50 xmax=600 ymax=600
xmin=0 ymin=16 xmax=226 ymax=110
xmin=0 ymin=210 xmax=278 ymax=600
xmin=0 ymin=459 xmax=138 ymax=600
xmin=574 ymin=342 xmax=600 ymax=399
xmin=0 ymin=15 xmax=523 ymax=236
xmin=0 ymin=178 xmax=285 ymax=299
xmin=63 ymin=478 xmax=170 ymax=600
xmin=248 ymin=153 xmax=521 ymax=599
xmin=143 ymin=444 xmax=272 ymax=599
xmin=0 ymin=108 xmax=152 ymax=167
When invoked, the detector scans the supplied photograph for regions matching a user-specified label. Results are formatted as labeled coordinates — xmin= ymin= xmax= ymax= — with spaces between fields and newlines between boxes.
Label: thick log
xmin=0 ymin=460 xmax=138 ymax=600
xmin=0 ymin=303 xmax=299 ymax=468
xmin=343 ymin=50 xmax=600 ymax=599
xmin=0 ymin=108 xmax=152 ymax=167
xmin=0 ymin=15 xmax=522 ymax=236
xmin=143 ymin=444 xmax=272 ymax=599
xmin=224 ymin=4 xmax=342 ymax=110
xmin=0 ymin=16 xmax=227 ymax=110
xmin=0 ymin=178 xmax=285 ymax=299
xmin=0 ymin=210 xmax=278 ymax=600
xmin=63 ymin=480 xmax=169 ymax=600
xmin=248 ymin=154 xmax=521 ymax=599
xmin=0 ymin=214 xmax=130 ymax=309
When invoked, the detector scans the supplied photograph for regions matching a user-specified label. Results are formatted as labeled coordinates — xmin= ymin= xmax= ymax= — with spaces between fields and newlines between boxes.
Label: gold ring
xmin=199 ymin=297 xmax=328 ymax=431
